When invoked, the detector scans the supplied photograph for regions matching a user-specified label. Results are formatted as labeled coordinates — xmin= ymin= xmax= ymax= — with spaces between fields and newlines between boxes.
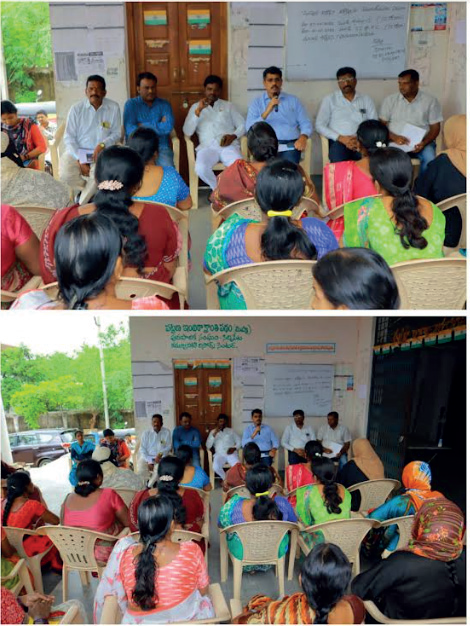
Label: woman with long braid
xmin=233 ymin=543 xmax=365 ymax=624
xmin=94 ymin=496 xmax=214 ymax=623
xmin=295 ymin=457 xmax=351 ymax=550
xmin=343 ymin=147 xmax=445 ymax=264
xmin=1 ymin=471 xmax=62 ymax=572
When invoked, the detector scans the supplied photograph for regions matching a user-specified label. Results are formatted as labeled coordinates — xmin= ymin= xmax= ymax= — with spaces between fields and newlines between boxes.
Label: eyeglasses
xmin=338 ymin=77 xmax=355 ymax=84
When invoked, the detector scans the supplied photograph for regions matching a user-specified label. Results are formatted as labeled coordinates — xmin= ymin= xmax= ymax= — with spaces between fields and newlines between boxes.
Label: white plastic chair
xmin=364 ymin=600 xmax=466 ymax=624
xmin=347 ymin=479 xmax=401 ymax=516
xmin=3 ymin=526 xmax=52 ymax=593
xmin=0 ymin=557 xmax=35 ymax=595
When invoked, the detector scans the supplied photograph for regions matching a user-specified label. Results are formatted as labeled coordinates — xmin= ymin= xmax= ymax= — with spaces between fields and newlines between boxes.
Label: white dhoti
xmin=195 ymin=139 xmax=242 ymax=190
xmin=213 ymin=451 xmax=240 ymax=480
xmin=59 ymin=152 xmax=97 ymax=204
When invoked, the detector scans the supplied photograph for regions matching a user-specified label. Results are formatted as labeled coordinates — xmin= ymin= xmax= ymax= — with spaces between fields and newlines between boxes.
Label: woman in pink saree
xmin=324 ymin=120 xmax=388 ymax=240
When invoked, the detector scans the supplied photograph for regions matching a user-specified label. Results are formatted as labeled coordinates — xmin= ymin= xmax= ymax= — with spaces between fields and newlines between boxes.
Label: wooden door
xmin=127 ymin=3 xmax=228 ymax=181
xmin=174 ymin=365 xmax=232 ymax=446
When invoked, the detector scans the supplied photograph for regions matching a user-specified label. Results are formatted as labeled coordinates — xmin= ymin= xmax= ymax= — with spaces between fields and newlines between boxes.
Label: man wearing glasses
xmin=316 ymin=67 xmax=377 ymax=162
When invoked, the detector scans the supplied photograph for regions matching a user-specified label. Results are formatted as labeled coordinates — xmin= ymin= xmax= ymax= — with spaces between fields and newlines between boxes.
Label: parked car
xmin=15 ymin=100 xmax=57 ymax=124
xmin=8 ymin=428 xmax=76 ymax=467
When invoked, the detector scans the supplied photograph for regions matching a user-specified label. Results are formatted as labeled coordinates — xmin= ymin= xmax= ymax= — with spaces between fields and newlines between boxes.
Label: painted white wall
xmin=129 ymin=317 xmax=375 ymax=469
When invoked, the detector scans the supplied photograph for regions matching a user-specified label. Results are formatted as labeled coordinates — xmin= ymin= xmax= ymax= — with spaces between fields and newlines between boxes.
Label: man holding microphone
xmin=246 ymin=66 xmax=312 ymax=164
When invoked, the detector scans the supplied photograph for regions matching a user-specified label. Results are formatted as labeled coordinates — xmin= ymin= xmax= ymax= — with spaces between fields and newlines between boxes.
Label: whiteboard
xmin=286 ymin=3 xmax=410 ymax=80
xmin=264 ymin=364 xmax=334 ymax=417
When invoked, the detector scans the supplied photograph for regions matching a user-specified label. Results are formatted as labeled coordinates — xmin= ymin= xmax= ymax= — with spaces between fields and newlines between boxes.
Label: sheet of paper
xmin=389 ymin=123 xmax=426 ymax=153
xmin=78 ymin=148 xmax=94 ymax=164
xmin=322 ymin=441 xmax=342 ymax=459
xmin=76 ymin=51 xmax=106 ymax=76
xmin=455 ymin=20 xmax=466 ymax=45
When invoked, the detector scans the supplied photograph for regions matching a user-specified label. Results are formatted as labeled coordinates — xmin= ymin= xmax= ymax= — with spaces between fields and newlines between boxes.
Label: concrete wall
xmin=129 ymin=317 xmax=375 ymax=469
xmin=5 ymin=410 xmax=135 ymax=434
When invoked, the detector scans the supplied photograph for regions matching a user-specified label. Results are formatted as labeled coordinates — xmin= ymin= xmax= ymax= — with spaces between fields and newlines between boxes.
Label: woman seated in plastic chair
xmin=311 ymin=248 xmax=400 ymax=311
xmin=39 ymin=146 xmax=182 ymax=308
xmin=295 ymin=457 xmax=351 ymax=552
xmin=353 ymin=498 xmax=466 ymax=621
xmin=222 ymin=442 xmax=282 ymax=495
xmin=324 ymin=120 xmax=389 ymax=240
xmin=94 ymin=495 xmax=214 ymax=624
xmin=204 ymin=159 xmax=338 ymax=309
xmin=233 ymin=543 xmax=365 ymax=624
xmin=1 ymin=100 xmax=47 ymax=170
xmin=128 ymin=457 xmax=205 ymax=550
xmin=218 ymin=464 xmax=296 ymax=573
xmin=1 ymin=471 xmax=62 ymax=573
xmin=342 ymin=148 xmax=446 ymax=265
xmin=285 ymin=440 xmax=323 ymax=508
xmin=176 ymin=444 xmax=212 ymax=492
xmin=211 ymin=121 xmax=320 ymax=213
xmin=1 ymin=204 xmax=40 ymax=298
xmin=1 ymin=588 xmax=87 ymax=625
xmin=12 ymin=213 xmax=170 ymax=311
xmin=61 ymin=460 xmax=130 ymax=564
xmin=128 ymin=127 xmax=192 ymax=210
xmin=338 ymin=438 xmax=385 ymax=511
xmin=364 ymin=460 xmax=443 ymax=558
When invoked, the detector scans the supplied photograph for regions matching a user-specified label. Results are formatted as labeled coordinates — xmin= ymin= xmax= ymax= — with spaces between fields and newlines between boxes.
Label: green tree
xmin=1 ymin=345 xmax=44 ymax=411
xmin=2 ymin=2 xmax=53 ymax=102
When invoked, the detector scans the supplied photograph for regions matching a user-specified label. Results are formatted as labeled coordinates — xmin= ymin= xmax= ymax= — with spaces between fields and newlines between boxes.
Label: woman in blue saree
xmin=69 ymin=430 xmax=95 ymax=486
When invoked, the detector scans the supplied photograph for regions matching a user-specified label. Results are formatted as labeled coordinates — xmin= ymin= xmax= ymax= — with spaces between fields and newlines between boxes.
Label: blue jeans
xmin=156 ymin=144 xmax=174 ymax=167
xmin=328 ymin=139 xmax=362 ymax=163
xmin=278 ymin=149 xmax=301 ymax=164
xmin=260 ymin=455 xmax=273 ymax=467
xmin=409 ymin=141 xmax=436 ymax=175
xmin=337 ymin=453 xmax=348 ymax=471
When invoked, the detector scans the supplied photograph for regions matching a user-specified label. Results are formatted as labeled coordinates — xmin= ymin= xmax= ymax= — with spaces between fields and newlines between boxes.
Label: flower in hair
xmin=375 ymin=141 xmax=385 ymax=148
xmin=78 ymin=481 xmax=90 ymax=486
xmin=97 ymin=179 xmax=124 ymax=191
xmin=314 ymin=452 xmax=322 ymax=457
xmin=159 ymin=475 xmax=173 ymax=482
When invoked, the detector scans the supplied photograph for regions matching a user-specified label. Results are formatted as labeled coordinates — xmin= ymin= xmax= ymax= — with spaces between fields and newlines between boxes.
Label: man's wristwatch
xmin=100 ymin=142 xmax=105 ymax=149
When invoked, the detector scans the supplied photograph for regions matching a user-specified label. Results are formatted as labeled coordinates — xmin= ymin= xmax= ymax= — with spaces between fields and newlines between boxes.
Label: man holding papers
xmin=317 ymin=411 xmax=351 ymax=470
xmin=380 ymin=69 xmax=443 ymax=173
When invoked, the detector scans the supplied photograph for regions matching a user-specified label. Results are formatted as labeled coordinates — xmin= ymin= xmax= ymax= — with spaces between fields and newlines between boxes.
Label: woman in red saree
xmin=211 ymin=121 xmax=320 ymax=213
xmin=285 ymin=440 xmax=323 ymax=507
xmin=39 ymin=146 xmax=181 ymax=308
xmin=1 ymin=471 xmax=62 ymax=572
xmin=324 ymin=120 xmax=388 ymax=240
xmin=1 ymin=204 xmax=40 ymax=294
xmin=1 ymin=100 xmax=47 ymax=170
xmin=129 ymin=457 xmax=205 ymax=552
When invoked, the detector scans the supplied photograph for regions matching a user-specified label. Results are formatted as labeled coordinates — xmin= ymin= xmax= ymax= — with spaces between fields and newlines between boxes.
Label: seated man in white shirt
xmin=380 ymin=69 xmax=443 ymax=174
xmin=60 ymin=74 xmax=121 ymax=202
xmin=137 ymin=414 xmax=172 ymax=484
xmin=316 ymin=66 xmax=377 ymax=163
xmin=317 ymin=411 xmax=351 ymax=470
xmin=205 ymin=413 xmax=241 ymax=480
xmin=182 ymin=74 xmax=245 ymax=190
xmin=281 ymin=409 xmax=316 ymax=466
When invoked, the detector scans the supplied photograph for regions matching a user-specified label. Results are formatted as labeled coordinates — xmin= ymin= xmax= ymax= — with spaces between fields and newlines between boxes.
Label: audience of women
xmin=218 ymin=464 xmax=296 ymax=573
xmin=365 ymin=460 xmax=443 ymax=554
xmin=312 ymin=248 xmax=400 ymax=310
xmin=222 ymin=442 xmax=282 ymax=494
xmin=325 ymin=119 xmax=388 ymax=239
xmin=234 ymin=543 xmax=365 ymax=624
xmin=343 ymin=148 xmax=446 ymax=265
xmin=205 ymin=159 xmax=338 ymax=309
xmin=128 ymin=127 xmax=192 ymax=210
xmin=1 ymin=588 xmax=87 ymax=625
xmin=39 ymin=146 xmax=181 ymax=306
xmin=61 ymin=460 xmax=129 ymax=563
xmin=12 ymin=213 xmax=170 ymax=310
xmin=286 ymin=440 xmax=323 ymax=507
xmin=296 ymin=458 xmax=351 ymax=550
xmin=353 ymin=498 xmax=466 ymax=620
xmin=1 ymin=204 xmax=40 ymax=296
xmin=94 ymin=496 xmax=214 ymax=623
xmin=415 ymin=114 xmax=466 ymax=248
xmin=1 ymin=471 xmax=62 ymax=572
xmin=129 ymin=457 xmax=204 ymax=539
xmin=176 ymin=444 xmax=212 ymax=491
xmin=68 ymin=429 xmax=95 ymax=486
xmin=211 ymin=121 xmax=320 ymax=212
xmin=1 ymin=132 xmax=71 ymax=208
xmin=1 ymin=100 xmax=47 ymax=170
xmin=92 ymin=446 xmax=145 ymax=491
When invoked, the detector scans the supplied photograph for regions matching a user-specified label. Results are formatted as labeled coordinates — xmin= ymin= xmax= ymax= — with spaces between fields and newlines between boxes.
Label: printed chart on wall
xmin=233 ymin=358 xmax=265 ymax=424
xmin=132 ymin=361 xmax=174 ymax=421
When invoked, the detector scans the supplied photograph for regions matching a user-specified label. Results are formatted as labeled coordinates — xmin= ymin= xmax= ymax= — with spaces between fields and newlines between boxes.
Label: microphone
xmin=272 ymin=94 xmax=279 ymax=113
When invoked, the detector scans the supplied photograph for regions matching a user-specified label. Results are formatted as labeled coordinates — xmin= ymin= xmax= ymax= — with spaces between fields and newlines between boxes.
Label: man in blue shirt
xmin=172 ymin=412 xmax=202 ymax=467
xmin=123 ymin=72 xmax=174 ymax=166
xmin=246 ymin=66 xmax=312 ymax=165
xmin=241 ymin=409 xmax=279 ymax=467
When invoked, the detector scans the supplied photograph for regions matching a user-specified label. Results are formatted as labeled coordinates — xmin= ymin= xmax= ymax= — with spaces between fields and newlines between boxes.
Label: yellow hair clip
xmin=255 ymin=490 xmax=270 ymax=497
xmin=267 ymin=210 xmax=293 ymax=218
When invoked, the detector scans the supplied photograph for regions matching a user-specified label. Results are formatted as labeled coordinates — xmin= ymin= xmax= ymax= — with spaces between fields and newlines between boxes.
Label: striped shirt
xmin=120 ymin=541 xmax=209 ymax=611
